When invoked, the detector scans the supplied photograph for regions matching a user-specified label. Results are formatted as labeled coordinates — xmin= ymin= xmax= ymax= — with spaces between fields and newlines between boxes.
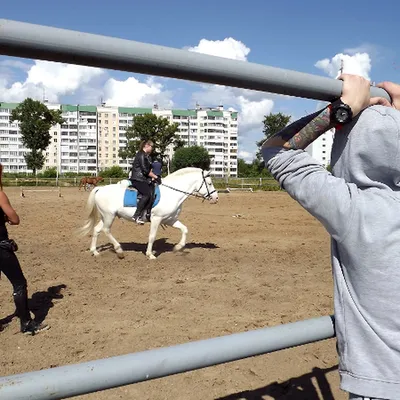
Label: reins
xmin=159 ymin=171 xmax=216 ymax=202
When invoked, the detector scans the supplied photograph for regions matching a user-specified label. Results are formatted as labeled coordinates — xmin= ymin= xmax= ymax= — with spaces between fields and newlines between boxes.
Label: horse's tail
xmin=78 ymin=187 xmax=100 ymax=237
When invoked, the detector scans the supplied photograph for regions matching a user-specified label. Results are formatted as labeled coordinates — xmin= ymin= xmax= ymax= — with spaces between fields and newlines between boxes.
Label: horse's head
xmin=97 ymin=177 xmax=104 ymax=183
xmin=196 ymin=170 xmax=219 ymax=204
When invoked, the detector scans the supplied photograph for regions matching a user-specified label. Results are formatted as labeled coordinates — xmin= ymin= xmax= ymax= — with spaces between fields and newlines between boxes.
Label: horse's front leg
xmin=146 ymin=215 xmax=162 ymax=260
xmin=171 ymin=220 xmax=188 ymax=252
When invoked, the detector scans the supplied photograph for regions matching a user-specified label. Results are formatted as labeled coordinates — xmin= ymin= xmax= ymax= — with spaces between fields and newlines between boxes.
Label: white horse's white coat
xmin=78 ymin=167 xmax=218 ymax=259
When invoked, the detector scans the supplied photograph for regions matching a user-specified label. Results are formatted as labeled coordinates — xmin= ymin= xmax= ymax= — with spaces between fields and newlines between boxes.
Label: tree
xmin=11 ymin=98 xmax=65 ymax=174
xmin=119 ymin=114 xmax=181 ymax=162
xmin=99 ymin=165 xmax=126 ymax=178
xmin=171 ymin=146 xmax=211 ymax=171
xmin=237 ymin=158 xmax=272 ymax=178
xmin=41 ymin=167 xmax=58 ymax=178
xmin=256 ymin=112 xmax=291 ymax=160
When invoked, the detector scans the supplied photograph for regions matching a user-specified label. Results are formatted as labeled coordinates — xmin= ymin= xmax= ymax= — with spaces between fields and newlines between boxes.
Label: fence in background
xmin=2 ymin=176 xmax=281 ymax=190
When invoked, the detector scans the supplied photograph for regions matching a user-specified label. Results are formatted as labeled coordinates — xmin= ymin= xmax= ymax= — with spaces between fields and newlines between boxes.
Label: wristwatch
xmin=329 ymin=99 xmax=353 ymax=126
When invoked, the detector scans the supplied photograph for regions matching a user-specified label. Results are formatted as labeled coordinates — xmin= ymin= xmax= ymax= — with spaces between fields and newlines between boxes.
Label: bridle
xmin=160 ymin=170 xmax=217 ymax=201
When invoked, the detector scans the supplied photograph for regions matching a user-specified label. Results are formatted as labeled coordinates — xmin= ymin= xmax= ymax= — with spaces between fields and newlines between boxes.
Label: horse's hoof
xmin=92 ymin=251 xmax=100 ymax=257
xmin=147 ymin=253 xmax=157 ymax=260
xmin=117 ymin=252 xmax=125 ymax=259
xmin=173 ymin=245 xmax=183 ymax=252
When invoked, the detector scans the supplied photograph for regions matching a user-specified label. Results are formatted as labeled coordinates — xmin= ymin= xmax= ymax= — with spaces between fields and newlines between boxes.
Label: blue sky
xmin=1 ymin=0 xmax=400 ymax=160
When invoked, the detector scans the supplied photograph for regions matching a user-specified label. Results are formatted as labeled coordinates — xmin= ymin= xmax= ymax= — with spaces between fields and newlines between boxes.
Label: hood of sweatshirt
xmin=330 ymin=105 xmax=400 ymax=190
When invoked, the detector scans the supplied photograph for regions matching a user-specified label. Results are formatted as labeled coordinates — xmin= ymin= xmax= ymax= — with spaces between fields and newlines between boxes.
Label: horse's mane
xmin=164 ymin=167 xmax=202 ymax=179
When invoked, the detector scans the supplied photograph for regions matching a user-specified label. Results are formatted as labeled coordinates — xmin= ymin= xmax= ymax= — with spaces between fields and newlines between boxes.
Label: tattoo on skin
xmin=262 ymin=108 xmax=334 ymax=151
xmin=285 ymin=108 xmax=332 ymax=150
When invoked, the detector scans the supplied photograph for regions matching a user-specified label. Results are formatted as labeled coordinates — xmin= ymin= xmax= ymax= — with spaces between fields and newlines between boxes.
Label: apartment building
xmin=0 ymin=102 xmax=29 ymax=173
xmin=0 ymin=102 xmax=238 ymax=177
xmin=305 ymin=128 xmax=335 ymax=167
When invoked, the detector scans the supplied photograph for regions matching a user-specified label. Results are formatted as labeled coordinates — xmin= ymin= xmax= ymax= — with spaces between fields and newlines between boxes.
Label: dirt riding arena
xmin=0 ymin=187 xmax=345 ymax=400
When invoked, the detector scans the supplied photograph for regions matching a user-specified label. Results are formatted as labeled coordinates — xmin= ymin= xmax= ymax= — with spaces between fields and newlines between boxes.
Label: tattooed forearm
xmin=286 ymin=107 xmax=332 ymax=149
xmin=262 ymin=107 xmax=334 ymax=150
xmin=280 ymin=110 xmax=321 ymax=141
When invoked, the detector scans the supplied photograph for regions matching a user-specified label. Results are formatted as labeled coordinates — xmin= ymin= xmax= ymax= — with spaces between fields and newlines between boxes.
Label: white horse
xmin=78 ymin=167 xmax=219 ymax=260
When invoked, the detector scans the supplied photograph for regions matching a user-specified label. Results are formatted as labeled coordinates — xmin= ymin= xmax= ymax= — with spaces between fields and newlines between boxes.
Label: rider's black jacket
xmin=131 ymin=150 xmax=152 ymax=182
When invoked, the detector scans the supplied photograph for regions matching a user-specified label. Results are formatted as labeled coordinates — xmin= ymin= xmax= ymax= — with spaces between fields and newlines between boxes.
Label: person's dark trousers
xmin=0 ymin=248 xmax=32 ymax=329
xmin=131 ymin=180 xmax=152 ymax=220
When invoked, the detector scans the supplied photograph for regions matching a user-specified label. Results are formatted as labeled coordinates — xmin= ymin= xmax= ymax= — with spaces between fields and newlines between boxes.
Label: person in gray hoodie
xmin=262 ymin=74 xmax=400 ymax=400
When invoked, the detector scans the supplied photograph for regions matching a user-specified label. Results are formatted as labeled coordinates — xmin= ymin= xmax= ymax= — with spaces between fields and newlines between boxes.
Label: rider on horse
xmin=129 ymin=140 xmax=158 ymax=225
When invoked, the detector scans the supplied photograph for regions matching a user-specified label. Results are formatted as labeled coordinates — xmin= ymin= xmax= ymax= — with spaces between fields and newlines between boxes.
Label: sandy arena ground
xmin=0 ymin=186 xmax=346 ymax=400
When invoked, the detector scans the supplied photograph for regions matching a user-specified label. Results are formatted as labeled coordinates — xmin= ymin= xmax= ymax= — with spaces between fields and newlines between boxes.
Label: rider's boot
xmin=133 ymin=197 xmax=147 ymax=225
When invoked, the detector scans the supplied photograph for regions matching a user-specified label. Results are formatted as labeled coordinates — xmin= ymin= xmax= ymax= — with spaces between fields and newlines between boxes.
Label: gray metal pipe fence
xmin=0 ymin=19 xmax=344 ymax=400
xmin=0 ymin=315 xmax=335 ymax=400
xmin=0 ymin=19 xmax=390 ymax=102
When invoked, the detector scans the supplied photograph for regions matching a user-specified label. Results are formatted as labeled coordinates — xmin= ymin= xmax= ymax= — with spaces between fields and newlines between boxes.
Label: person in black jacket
xmin=130 ymin=140 xmax=159 ymax=224
xmin=0 ymin=163 xmax=49 ymax=335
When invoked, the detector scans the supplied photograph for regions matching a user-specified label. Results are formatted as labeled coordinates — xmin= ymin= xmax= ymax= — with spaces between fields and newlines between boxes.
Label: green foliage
xmin=24 ymin=151 xmax=46 ymax=174
xmin=41 ymin=167 xmax=58 ymax=178
xmin=237 ymin=158 xmax=272 ymax=178
xmin=99 ymin=165 xmax=126 ymax=178
xmin=173 ymin=138 xmax=186 ymax=151
xmin=256 ymin=112 xmax=291 ymax=159
xmin=118 ymin=114 xmax=180 ymax=162
xmin=171 ymin=146 xmax=211 ymax=171
xmin=63 ymin=172 xmax=79 ymax=178
xmin=11 ymin=98 xmax=65 ymax=174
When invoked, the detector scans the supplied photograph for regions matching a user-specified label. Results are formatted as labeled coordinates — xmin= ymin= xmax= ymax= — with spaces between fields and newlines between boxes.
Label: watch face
xmin=335 ymin=107 xmax=349 ymax=123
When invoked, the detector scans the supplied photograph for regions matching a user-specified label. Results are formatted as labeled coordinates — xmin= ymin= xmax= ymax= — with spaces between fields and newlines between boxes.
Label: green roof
xmin=207 ymin=111 xmax=224 ymax=117
xmin=62 ymin=105 xmax=96 ymax=112
xmin=172 ymin=109 xmax=197 ymax=117
xmin=0 ymin=102 xmax=18 ymax=110
xmin=231 ymin=112 xmax=238 ymax=119
xmin=78 ymin=105 xmax=97 ymax=112
xmin=118 ymin=107 xmax=152 ymax=115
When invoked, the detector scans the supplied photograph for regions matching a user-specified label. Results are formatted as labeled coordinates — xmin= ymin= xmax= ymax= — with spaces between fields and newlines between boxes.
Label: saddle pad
xmin=123 ymin=186 xmax=161 ymax=208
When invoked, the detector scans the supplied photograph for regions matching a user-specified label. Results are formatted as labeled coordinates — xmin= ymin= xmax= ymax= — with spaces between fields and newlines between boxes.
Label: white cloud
xmin=0 ymin=59 xmax=175 ymax=109
xmin=237 ymin=96 xmax=273 ymax=131
xmin=0 ymin=60 xmax=104 ymax=103
xmin=28 ymin=61 xmax=104 ymax=94
xmin=315 ymin=52 xmax=372 ymax=80
xmin=103 ymin=76 xmax=174 ymax=108
xmin=187 ymin=38 xmax=250 ymax=61
xmin=238 ymin=150 xmax=254 ymax=163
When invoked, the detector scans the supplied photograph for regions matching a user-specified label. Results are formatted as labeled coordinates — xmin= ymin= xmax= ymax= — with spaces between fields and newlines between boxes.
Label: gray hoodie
xmin=262 ymin=105 xmax=400 ymax=399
